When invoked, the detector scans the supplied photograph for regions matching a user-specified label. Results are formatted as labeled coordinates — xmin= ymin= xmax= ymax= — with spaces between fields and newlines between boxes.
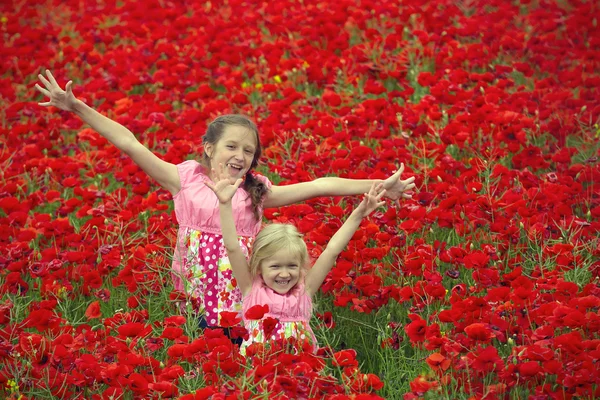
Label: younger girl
xmin=35 ymin=70 xmax=414 ymax=333
xmin=207 ymin=164 xmax=385 ymax=353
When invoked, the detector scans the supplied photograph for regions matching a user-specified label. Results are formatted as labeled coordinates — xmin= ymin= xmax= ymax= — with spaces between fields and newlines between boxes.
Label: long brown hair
xmin=202 ymin=114 xmax=269 ymax=219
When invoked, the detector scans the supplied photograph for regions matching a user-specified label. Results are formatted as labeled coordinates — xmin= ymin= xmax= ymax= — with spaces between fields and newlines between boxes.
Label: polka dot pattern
xmin=176 ymin=227 xmax=253 ymax=327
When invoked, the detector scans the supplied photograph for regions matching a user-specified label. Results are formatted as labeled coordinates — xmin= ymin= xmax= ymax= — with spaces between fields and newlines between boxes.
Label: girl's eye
xmin=227 ymin=145 xmax=235 ymax=149
xmin=244 ymin=149 xmax=253 ymax=154
xmin=270 ymin=265 xmax=279 ymax=269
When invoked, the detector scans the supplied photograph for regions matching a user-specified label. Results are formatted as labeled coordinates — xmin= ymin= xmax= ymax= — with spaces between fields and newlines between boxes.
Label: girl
xmin=206 ymin=164 xmax=385 ymax=353
xmin=35 ymin=70 xmax=415 ymax=332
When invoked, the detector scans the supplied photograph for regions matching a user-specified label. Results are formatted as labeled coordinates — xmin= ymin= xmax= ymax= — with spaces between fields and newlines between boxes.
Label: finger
xmin=368 ymin=183 xmax=377 ymax=196
xmin=402 ymin=193 xmax=413 ymax=199
xmin=65 ymin=80 xmax=73 ymax=95
xmin=38 ymin=73 xmax=52 ymax=89
xmin=205 ymin=181 xmax=216 ymax=191
xmin=35 ymin=84 xmax=50 ymax=97
xmin=217 ymin=165 xmax=227 ymax=181
xmin=361 ymin=196 xmax=369 ymax=207
xmin=232 ymin=178 xmax=243 ymax=190
xmin=402 ymin=176 xmax=416 ymax=184
xmin=210 ymin=168 xmax=219 ymax=182
xmin=46 ymin=70 xmax=59 ymax=86
xmin=393 ymin=163 xmax=405 ymax=178
xmin=371 ymin=182 xmax=383 ymax=195
xmin=376 ymin=189 xmax=386 ymax=200
xmin=38 ymin=101 xmax=52 ymax=107
xmin=376 ymin=200 xmax=386 ymax=208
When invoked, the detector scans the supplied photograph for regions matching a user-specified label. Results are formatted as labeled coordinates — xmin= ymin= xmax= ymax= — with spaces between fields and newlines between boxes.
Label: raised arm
xmin=35 ymin=70 xmax=180 ymax=195
xmin=263 ymin=164 xmax=415 ymax=208
xmin=205 ymin=165 xmax=253 ymax=296
xmin=304 ymin=183 xmax=386 ymax=296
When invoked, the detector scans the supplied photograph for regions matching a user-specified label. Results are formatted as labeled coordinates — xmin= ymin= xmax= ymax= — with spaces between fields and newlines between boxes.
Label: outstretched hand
xmin=35 ymin=70 xmax=78 ymax=112
xmin=356 ymin=182 xmax=386 ymax=217
xmin=205 ymin=164 xmax=243 ymax=204
xmin=383 ymin=163 xmax=416 ymax=202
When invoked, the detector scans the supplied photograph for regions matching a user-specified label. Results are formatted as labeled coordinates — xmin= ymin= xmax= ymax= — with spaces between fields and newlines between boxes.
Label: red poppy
xmin=262 ymin=317 xmax=279 ymax=339
xmin=160 ymin=327 xmax=184 ymax=340
xmin=85 ymin=301 xmax=102 ymax=320
xmin=219 ymin=311 xmax=242 ymax=328
xmin=464 ymin=323 xmax=494 ymax=342
xmin=191 ymin=386 xmax=218 ymax=399
xmin=244 ymin=304 xmax=269 ymax=320
xmin=333 ymin=349 xmax=358 ymax=368
xmin=127 ymin=295 xmax=141 ymax=308
xmin=127 ymin=372 xmax=149 ymax=396
xmin=426 ymin=353 xmax=451 ymax=372
xmin=117 ymin=322 xmax=152 ymax=338
xmin=149 ymin=381 xmax=179 ymax=398
xmin=470 ymin=346 xmax=504 ymax=375
xmin=316 ymin=311 xmax=336 ymax=329
xmin=405 ymin=314 xmax=427 ymax=344
xmin=518 ymin=361 xmax=541 ymax=378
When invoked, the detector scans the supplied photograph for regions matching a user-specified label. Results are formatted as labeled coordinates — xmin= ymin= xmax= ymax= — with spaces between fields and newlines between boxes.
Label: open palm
xmin=383 ymin=163 xmax=416 ymax=201
xmin=356 ymin=182 xmax=386 ymax=217
xmin=205 ymin=165 xmax=243 ymax=204
xmin=35 ymin=70 xmax=78 ymax=112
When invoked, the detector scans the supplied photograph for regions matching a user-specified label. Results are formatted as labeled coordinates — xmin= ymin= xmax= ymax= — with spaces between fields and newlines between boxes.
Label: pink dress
xmin=172 ymin=160 xmax=271 ymax=326
xmin=240 ymin=279 xmax=317 ymax=355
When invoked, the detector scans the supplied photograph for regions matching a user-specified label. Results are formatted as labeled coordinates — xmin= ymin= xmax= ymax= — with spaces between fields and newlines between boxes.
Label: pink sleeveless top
xmin=240 ymin=279 xmax=317 ymax=354
xmin=171 ymin=160 xmax=271 ymax=326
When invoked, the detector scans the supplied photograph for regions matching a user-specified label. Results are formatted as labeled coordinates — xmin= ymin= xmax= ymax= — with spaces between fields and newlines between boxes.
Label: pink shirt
xmin=243 ymin=279 xmax=313 ymax=323
xmin=241 ymin=279 xmax=317 ymax=353
xmin=173 ymin=160 xmax=267 ymax=236
xmin=170 ymin=160 xmax=271 ymax=326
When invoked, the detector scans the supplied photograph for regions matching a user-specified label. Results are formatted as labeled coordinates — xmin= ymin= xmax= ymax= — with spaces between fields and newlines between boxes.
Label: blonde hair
xmin=249 ymin=224 xmax=309 ymax=277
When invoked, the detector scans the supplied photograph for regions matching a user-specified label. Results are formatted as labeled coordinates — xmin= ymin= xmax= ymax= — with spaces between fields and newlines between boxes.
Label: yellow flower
xmin=57 ymin=286 xmax=68 ymax=299
xmin=274 ymin=75 xmax=282 ymax=83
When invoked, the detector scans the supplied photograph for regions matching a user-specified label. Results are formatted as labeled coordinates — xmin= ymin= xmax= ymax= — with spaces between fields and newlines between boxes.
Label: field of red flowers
xmin=1 ymin=0 xmax=600 ymax=399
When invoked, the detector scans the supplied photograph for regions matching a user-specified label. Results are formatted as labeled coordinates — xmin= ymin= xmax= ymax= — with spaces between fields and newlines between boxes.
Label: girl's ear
xmin=204 ymin=143 xmax=214 ymax=158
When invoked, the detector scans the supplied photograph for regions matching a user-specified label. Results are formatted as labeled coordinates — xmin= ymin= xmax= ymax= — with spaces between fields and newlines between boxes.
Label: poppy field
xmin=1 ymin=0 xmax=599 ymax=399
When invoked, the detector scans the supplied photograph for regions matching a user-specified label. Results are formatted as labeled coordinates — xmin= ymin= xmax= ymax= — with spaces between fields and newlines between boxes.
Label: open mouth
xmin=226 ymin=163 xmax=243 ymax=174
xmin=275 ymin=279 xmax=290 ymax=286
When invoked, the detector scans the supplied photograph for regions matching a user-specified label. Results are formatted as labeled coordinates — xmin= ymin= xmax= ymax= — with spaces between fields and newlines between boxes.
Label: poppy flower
xmin=160 ymin=327 xmax=184 ymax=340
xmin=85 ymin=301 xmax=102 ymax=319
xmin=405 ymin=314 xmax=427 ymax=344
xmin=333 ymin=349 xmax=359 ymax=368
xmin=262 ymin=317 xmax=279 ymax=339
xmin=464 ymin=323 xmax=494 ymax=342
xmin=244 ymin=304 xmax=269 ymax=320
xmin=426 ymin=353 xmax=451 ymax=372
xmin=219 ymin=311 xmax=242 ymax=328
xmin=117 ymin=322 xmax=152 ymax=338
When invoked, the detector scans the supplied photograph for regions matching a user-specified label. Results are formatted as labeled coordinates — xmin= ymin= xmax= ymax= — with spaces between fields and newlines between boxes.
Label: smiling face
xmin=259 ymin=248 xmax=303 ymax=294
xmin=204 ymin=125 xmax=258 ymax=183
